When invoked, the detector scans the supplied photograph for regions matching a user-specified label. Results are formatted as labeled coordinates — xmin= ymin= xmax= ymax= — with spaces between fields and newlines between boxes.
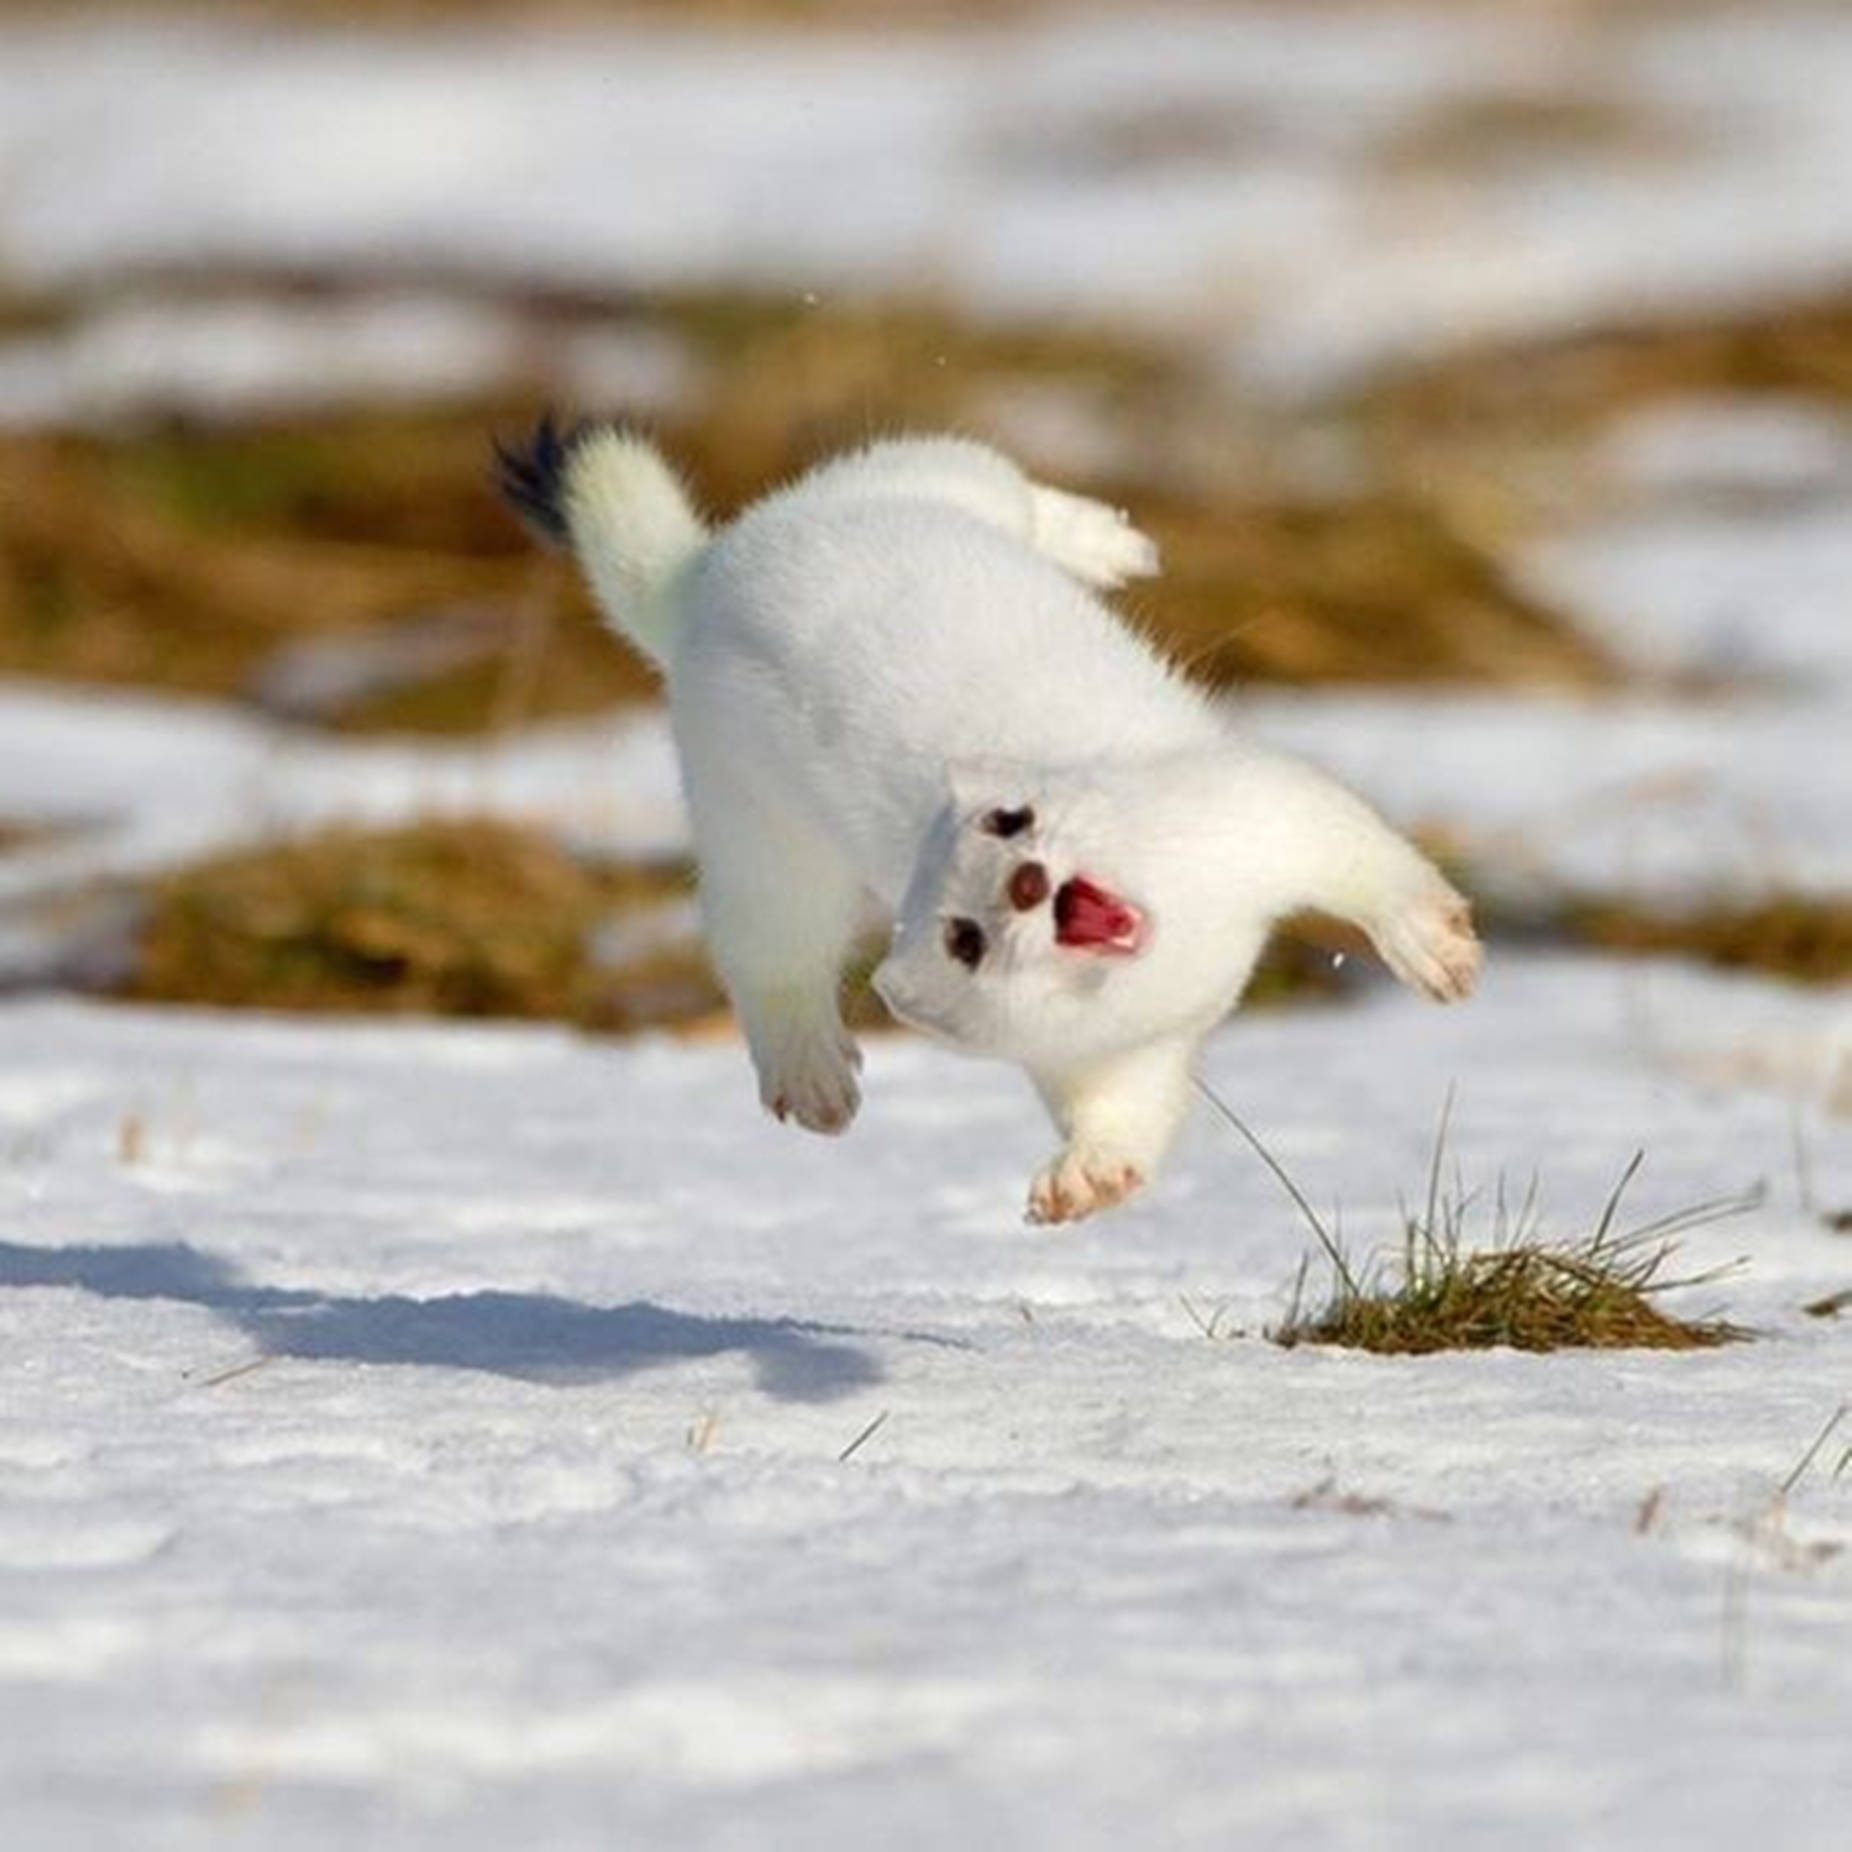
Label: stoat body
xmin=498 ymin=425 xmax=1480 ymax=1222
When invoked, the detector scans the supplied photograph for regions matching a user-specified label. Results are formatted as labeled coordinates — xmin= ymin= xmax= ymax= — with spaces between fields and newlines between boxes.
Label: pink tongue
xmin=1054 ymin=875 xmax=1140 ymax=951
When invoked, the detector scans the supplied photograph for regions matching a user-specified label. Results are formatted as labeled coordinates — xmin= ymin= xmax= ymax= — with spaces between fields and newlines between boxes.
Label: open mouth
xmin=1053 ymin=874 xmax=1144 ymax=954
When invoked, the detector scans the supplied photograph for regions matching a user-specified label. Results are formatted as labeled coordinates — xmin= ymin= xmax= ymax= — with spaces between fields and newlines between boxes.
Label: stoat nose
xmin=1007 ymin=860 xmax=1051 ymax=911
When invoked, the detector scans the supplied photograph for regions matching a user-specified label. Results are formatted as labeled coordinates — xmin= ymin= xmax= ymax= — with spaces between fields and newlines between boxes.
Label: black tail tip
xmin=491 ymin=411 xmax=594 ymax=547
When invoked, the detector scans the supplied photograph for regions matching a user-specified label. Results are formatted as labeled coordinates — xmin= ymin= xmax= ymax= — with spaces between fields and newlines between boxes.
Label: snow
xmin=1 ymin=655 xmax=1841 ymax=966
xmin=1 ymin=961 xmax=1848 ymax=1849
xmin=1235 ymin=389 xmax=1852 ymax=903
xmin=0 ymin=294 xmax=698 ymax=428
xmin=0 ymin=684 xmax=686 ymax=915
xmin=3 ymin=7 xmax=1852 ymax=398
xmin=1589 ymin=396 xmax=1852 ymax=508
xmin=1 ymin=7 xmax=1848 ymax=1844
xmin=1517 ymin=496 xmax=1852 ymax=692
xmin=1241 ymin=683 xmax=1852 ymax=901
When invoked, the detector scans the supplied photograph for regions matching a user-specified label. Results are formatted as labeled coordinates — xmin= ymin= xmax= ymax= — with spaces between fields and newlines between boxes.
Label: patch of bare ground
xmin=1566 ymin=894 xmax=1852 ymax=988
xmin=1125 ymin=488 xmax=1612 ymax=688
xmin=1359 ymin=289 xmax=1852 ymax=443
xmin=1 ymin=283 xmax=1619 ymax=727
xmin=0 ymin=418 xmax=657 ymax=726
xmin=113 ymin=817 xmax=725 ymax=1031
xmin=1376 ymin=89 xmax=1697 ymax=179
xmin=0 ymin=818 xmax=63 ymax=854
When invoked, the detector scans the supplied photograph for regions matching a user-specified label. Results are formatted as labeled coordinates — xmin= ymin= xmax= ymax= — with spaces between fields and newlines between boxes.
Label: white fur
xmin=553 ymin=432 xmax=1480 ymax=1222
xmin=561 ymin=431 xmax=706 ymax=666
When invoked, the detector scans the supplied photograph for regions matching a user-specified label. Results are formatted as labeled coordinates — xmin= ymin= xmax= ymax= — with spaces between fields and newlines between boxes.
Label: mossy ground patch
xmin=1199 ymin=1085 xmax=1752 ymax=1355
xmin=115 ymin=817 xmax=722 ymax=1031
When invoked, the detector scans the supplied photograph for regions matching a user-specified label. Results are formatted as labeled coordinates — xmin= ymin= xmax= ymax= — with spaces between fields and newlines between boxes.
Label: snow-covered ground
xmin=2 ymin=961 xmax=1848 ymax=1851
xmin=1 ymin=6 xmax=1848 ymax=1846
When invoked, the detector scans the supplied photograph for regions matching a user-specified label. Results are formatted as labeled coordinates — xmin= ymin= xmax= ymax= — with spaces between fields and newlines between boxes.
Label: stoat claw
xmin=1026 ymin=1147 xmax=1147 ymax=1225
xmin=759 ymin=1026 xmax=863 ymax=1135
xmin=1374 ymin=887 xmax=1482 ymax=1004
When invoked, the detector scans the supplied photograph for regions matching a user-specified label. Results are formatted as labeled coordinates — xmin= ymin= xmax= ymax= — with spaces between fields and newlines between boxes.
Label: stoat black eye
xmin=944 ymin=917 xmax=986 ymax=970
xmin=982 ymin=805 xmax=1035 ymax=839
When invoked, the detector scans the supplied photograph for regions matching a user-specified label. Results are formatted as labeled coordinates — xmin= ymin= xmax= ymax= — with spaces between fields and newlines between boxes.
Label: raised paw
xmin=1025 ymin=1145 xmax=1147 ymax=1225
xmin=1030 ymin=486 xmax=1161 ymax=590
xmin=757 ymin=1025 xmax=863 ymax=1136
xmin=1372 ymin=883 xmax=1482 ymax=1004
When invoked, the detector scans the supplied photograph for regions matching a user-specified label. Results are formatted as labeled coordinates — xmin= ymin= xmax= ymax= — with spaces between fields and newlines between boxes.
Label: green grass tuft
xmin=1198 ymin=1082 xmax=1753 ymax=1355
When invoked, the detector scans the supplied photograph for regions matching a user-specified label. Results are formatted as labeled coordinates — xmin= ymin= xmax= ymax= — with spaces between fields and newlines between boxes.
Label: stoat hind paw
xmin=759 ymin=1027 xmax=863 ymax=1136
xmin=1375 ymin=888 xmax=1482 ymax=1003
xmin=1031 ymin=487 xmax=1161 ymax=590
xmin=1025 ymin=1147 xmax=1147 ymax=1225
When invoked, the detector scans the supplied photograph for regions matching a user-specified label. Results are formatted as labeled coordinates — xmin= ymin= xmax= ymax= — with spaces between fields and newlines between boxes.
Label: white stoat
xmin=498 ymin=423 xmax=1480 ymax=1223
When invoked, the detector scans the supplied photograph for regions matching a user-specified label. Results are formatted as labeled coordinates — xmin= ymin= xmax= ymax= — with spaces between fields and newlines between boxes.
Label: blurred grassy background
xmin=2 ymin=0 xmax=1847 ymax=1022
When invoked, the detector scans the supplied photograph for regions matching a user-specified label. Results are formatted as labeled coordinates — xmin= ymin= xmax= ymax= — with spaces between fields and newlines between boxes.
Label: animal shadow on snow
xmin=0 ymin=1239 xmax=888 ymax=1402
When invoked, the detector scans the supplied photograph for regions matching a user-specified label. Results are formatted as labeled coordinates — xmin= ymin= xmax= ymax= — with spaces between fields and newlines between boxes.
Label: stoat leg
xmin=1269 ymin=764 xmax=1483 ymax=1005
xmin=1026 ymin=1032 xmax=1200 ymax=1225
xmin=798 ymin=438 xmax=1160 ymax=590
xmin=1028 ymin=484 xmax=1161 ymax=590
xmin=1366 ymin=870 xmax=1482 ymax=1003
xmin=683 ymin=758 xmax=866 ymax=1135
xmin=736 ymin=986 xmax=864 ymax=1135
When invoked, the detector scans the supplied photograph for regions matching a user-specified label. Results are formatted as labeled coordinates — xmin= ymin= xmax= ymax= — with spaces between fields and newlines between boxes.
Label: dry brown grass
xmin=115 ymin=817 xmax=723 ymax=1030
xmin=1362 ymin=288 xmax=1852 ymax=435
xmin=1128 ymin=488 xmax=1612 ymax=689
xmin=1 ymin=291 xmax=1163 ymax=724
xmin=0 ymin=417 xmax=658 ymax=726
xmin=646 ymin=290 xmax=1180 ymax=509
xmin=1565 ymin=894 xmax=1852 ymax=987
xmin=1375 ymin=90 xmax=1694 ymax=179
xmin=0 ymin=817 xmax=62 ymax=854
xmin=1275 ymin=1219 xmax=1749 ymax=1354
xmin=605 ymin=292 xmax=1611 ymax=688
xmin=0 ymin=283 xmax=1618 ymax=727
xmin=1199 ymin=1085 xmax=1751 ymax=1355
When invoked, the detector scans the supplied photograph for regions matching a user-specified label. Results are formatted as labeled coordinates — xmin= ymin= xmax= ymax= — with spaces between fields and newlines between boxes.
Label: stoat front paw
xmin=758 ymin=1026 xmax=863 ymax=1135
xmin=1374 ymin=884 xmax=1482 ymax=1003
xmin=1031 ymin=487 xmax=1161 ymax=590
xmin=1026 ymin=1145 xmax=1146 ymax=1225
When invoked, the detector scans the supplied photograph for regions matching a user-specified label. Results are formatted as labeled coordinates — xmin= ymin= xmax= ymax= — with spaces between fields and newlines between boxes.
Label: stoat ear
xmin=1053 ymin=874 xmax=1147 ymax=957
xmin=944 ymin=757 xmax=1035 ymax=823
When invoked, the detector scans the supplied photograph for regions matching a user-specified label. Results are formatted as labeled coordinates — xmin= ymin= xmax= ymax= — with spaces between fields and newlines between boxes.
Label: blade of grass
xmin=1780 ymin=1402 xmax=1849 ymax=1498
xmin=1591 ymin=1148 xmax=1646 ymax=1248
xmin=1195 ymin=1077 xmax=1360 ymax=1298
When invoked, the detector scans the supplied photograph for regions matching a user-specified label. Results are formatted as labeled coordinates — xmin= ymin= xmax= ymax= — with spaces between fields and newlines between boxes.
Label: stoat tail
xmin=494 ymin=416 xmax=705 ymax=669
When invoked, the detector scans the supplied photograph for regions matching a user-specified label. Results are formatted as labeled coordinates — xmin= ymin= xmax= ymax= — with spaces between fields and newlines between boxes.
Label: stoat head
xmin=872 ymin=763 xmax=1153 ymax=1065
